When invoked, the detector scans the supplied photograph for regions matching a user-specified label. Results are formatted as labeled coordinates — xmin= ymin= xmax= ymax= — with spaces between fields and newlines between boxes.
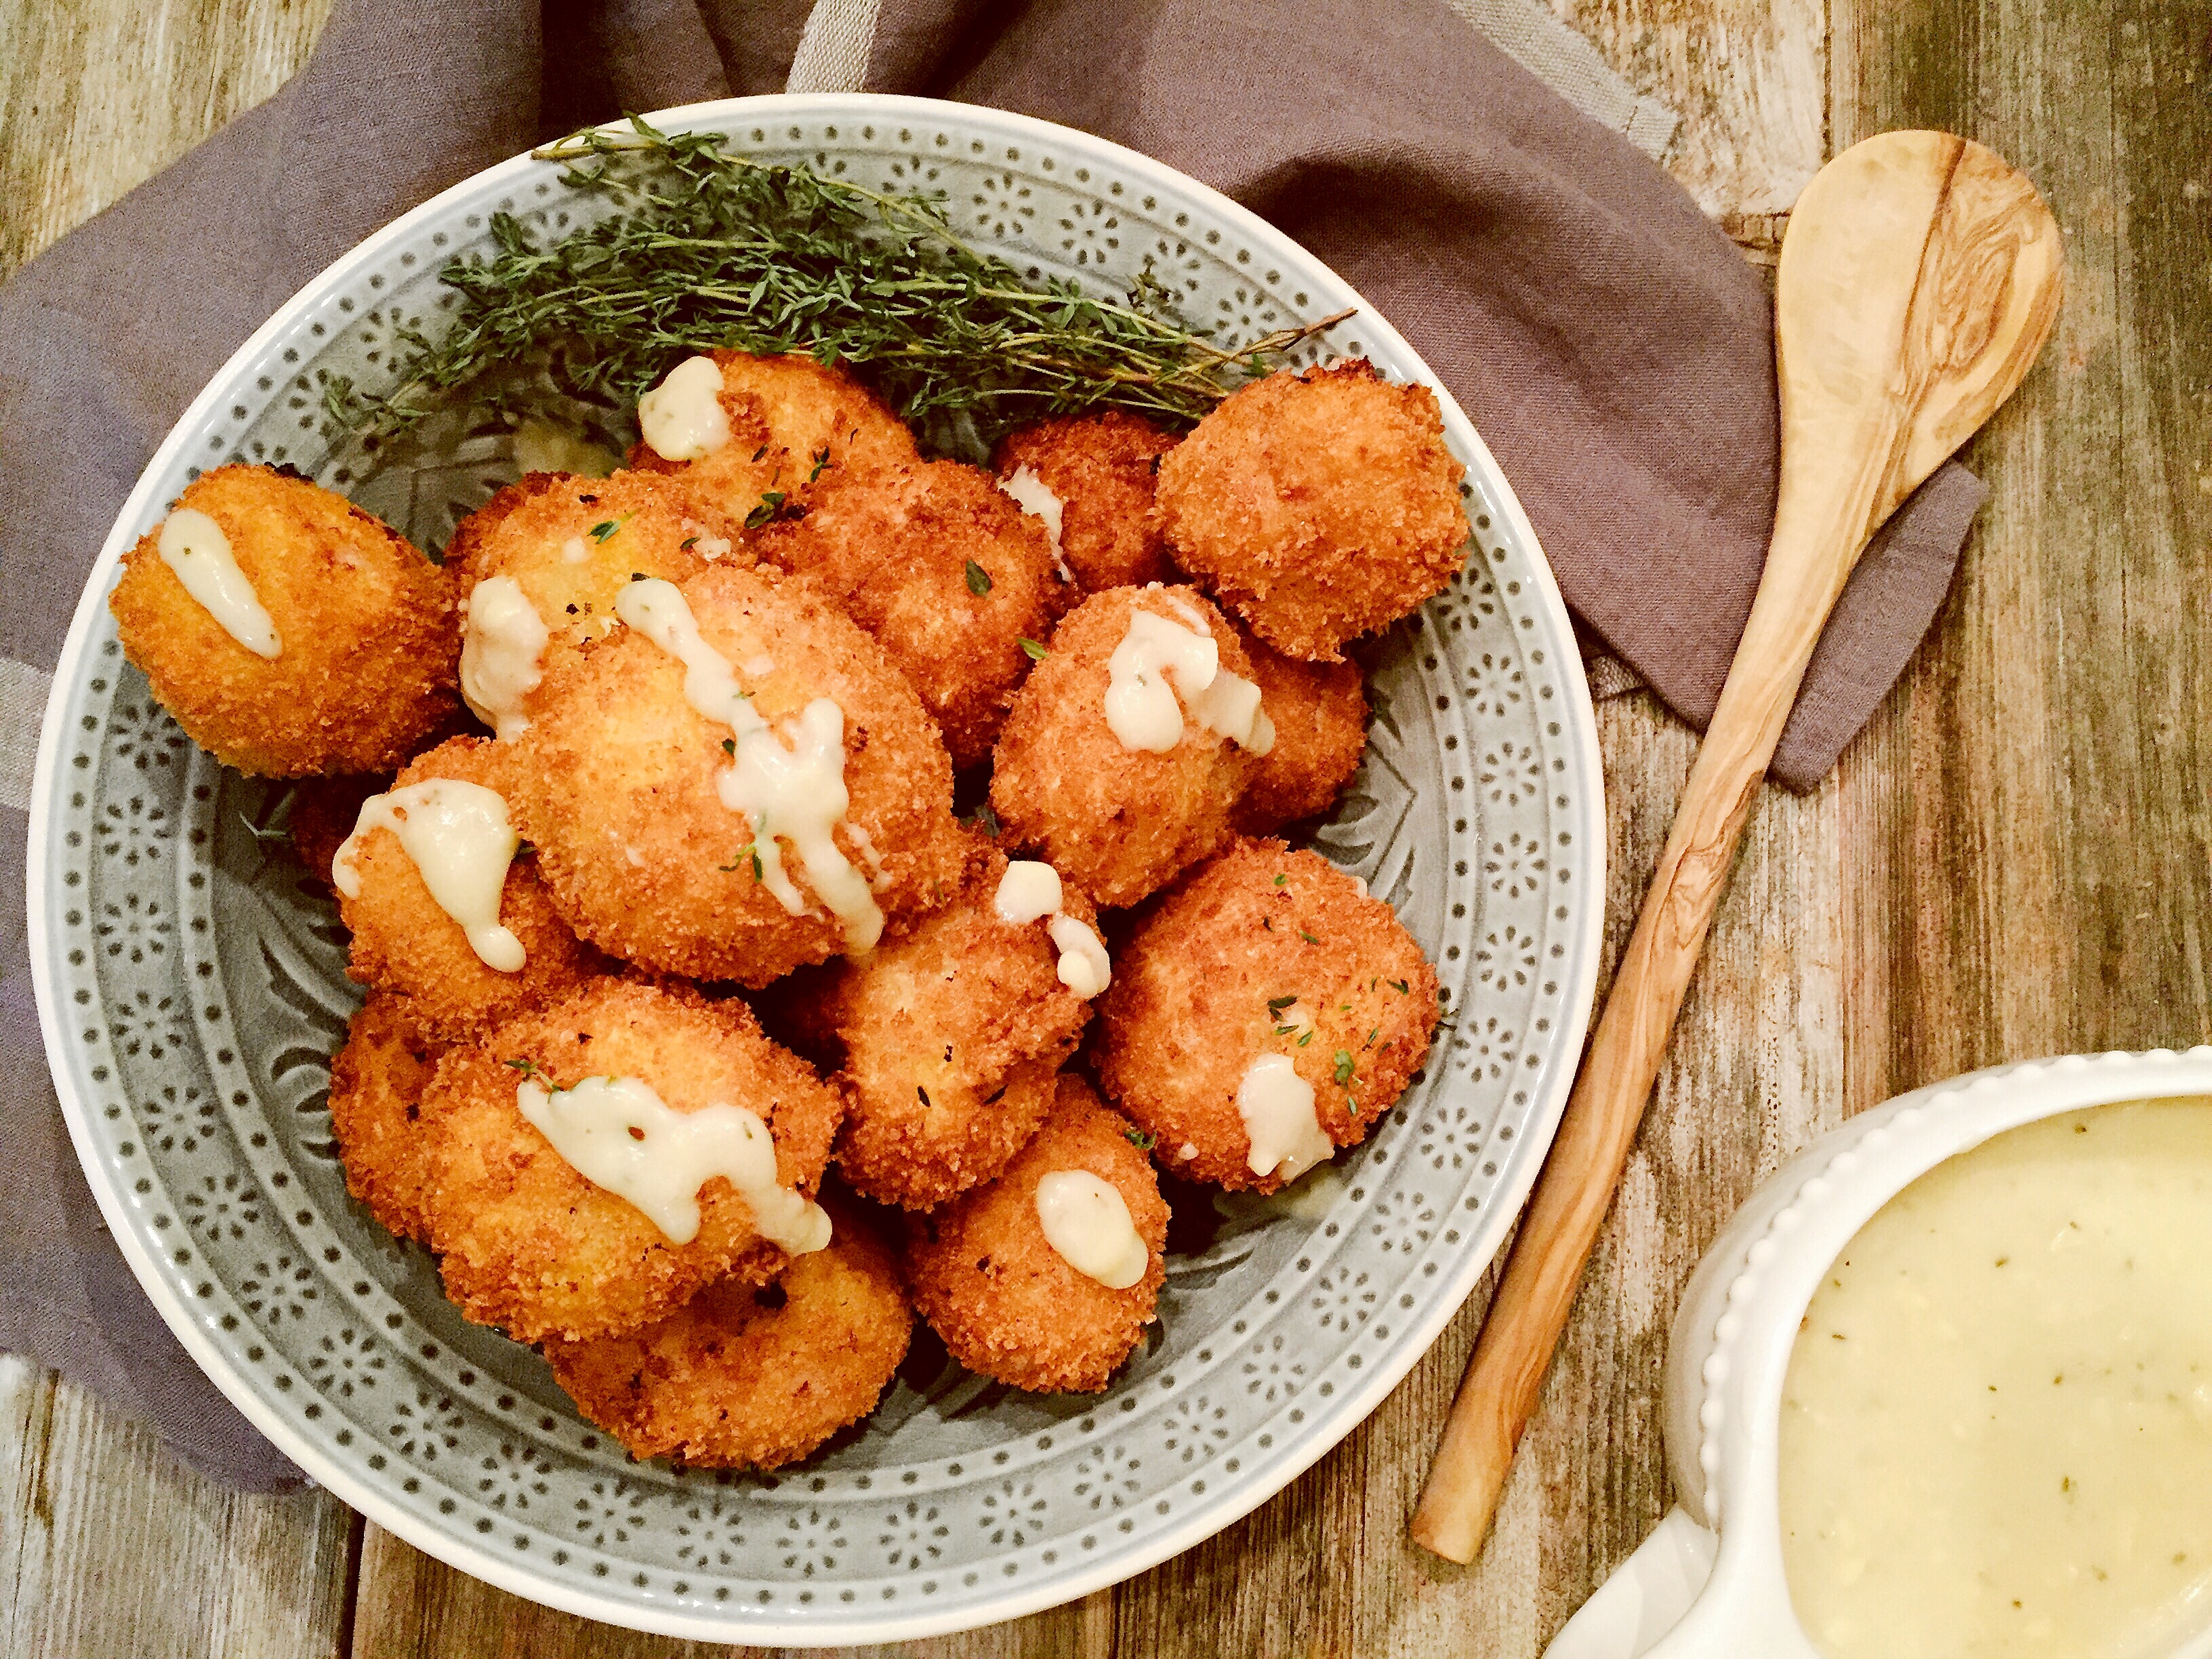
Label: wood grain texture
xmin=10 ymin=0 xmax=2209 ymax=1654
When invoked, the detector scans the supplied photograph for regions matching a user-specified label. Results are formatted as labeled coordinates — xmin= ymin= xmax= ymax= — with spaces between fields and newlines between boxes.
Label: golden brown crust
xmin=906 ymin=1076 xmax=1166 ymax=1393
xmin=514 ymin=561 xmax=962 ymax=983
xmin=417 ymin=978 xmax=844 ymax=1343
xmin=327 ymin=992 xmax=445 ymax=1244
xmin=993 ymin=411 xmax=1178 ymax=592
xmin=754 ymin=461 xmax=1070 ymax=768
xmin=819 ymin=835 xmax=1097 ymax=1210
xmin=625 ymin=349 xmax=917 ymax=519
xmin=108 ymin=464 xmax=459 ymax=775
xmin=988 ymin=585 xmax=1258 ymax=909
xmin=1092 ymin=838 xmax=1440 ymax=1191
xmin=546 ymin=1200 xmax=912 ymax=1469
xmin=1232 ymin=626 xmax=1369 ymax=833
xmin=1153 ymin=362 xmax=1468 ymax=661
xmin=334 ymin=737 xmax=605 ymax=1041
xmin=445 ymin=469 xmax=740 ymax=718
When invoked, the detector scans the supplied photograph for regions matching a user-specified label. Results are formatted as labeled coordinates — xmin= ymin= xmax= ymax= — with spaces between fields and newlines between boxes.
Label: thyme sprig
xmin=327 ymin=118 xmax=1354 ymax=451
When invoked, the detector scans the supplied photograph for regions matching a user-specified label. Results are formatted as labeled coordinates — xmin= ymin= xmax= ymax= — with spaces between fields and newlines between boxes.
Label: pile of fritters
xmin=110 ymin=348 xmax=1458 ymax=1470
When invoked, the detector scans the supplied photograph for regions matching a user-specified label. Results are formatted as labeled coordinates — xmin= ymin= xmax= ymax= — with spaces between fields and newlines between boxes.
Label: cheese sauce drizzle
xmin=998 ymin=466 xmax=1073 ymax=581
xmin=1034 ymin=1170 xmax=1148 ymax=1288
xmin=331 ymin=780 xmax=526 ymax=971
xmin=1236 ymin=1052 xmax=1332 ymax=1182
xmin=615 ymin=577 xmax=884 ymax=953
xmin=157 ymin=507 xmax=281 ymax=658
xmin=459 ymin=575 xmax=550 ymax=739
xmin=516 ymin=1074 xmax=832 ymax=1251
xmin=638 ymin=355 xmax=732 ymax=462
xmin=1102 ymin=600 xmax=1275 ymax=756
xmin=992 ymin=860 xmax=1111 ymax=998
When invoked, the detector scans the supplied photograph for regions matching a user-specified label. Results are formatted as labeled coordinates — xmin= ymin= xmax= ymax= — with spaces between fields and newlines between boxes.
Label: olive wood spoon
xmin=1410 ymin=130 xmax=2064 ymax=1565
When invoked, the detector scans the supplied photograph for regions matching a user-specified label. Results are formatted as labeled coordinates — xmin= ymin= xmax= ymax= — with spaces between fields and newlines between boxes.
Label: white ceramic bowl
xmin=28 ymin=95 xmax=1605 ymax=1641
xmin=1547 ymin=1048 xmax=2212 ymax=1659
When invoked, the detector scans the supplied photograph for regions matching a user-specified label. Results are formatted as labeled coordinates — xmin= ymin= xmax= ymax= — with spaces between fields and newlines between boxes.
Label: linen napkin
xmin=0 ymin=0 xmax=1982 ymax=1490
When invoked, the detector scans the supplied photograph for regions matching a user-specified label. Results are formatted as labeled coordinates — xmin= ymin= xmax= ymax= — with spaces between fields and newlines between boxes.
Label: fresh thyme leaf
xmin=1265 ymin=994 xmax=1298 ymax=1014
xmin=238 ymin=813 xmax=290 ymax=846
xmin=330 ymin=118 xmax=1357 ymax=449
xmin=1298 ymin=928 xmax=1320 ymax=945
xmin=1333 ymin=1050 xmax=1355 ymax=1086
xmin=1273 ymin=874 xmax=1288 ymax=886
xmin=504 ymin=1057 xmax=544 ymax=1079
xmin=1125 ymin=1127 xmax=1159 ymax=1151
xmin=1389 ymin=978 xmax=1409 ymax=994
xmin=679 ymin=535 xmax=698 ymax=549
xmin=720 ymin=738 xmax=737 ymax=756
xmin=588 ymin=516 xmax=623 ymax=541
xmin=745 ymin=490 xmax=786 ymax=530
xmin=965 ymin=559 xmax=992 ymax=596
xmin=1019 ymin=636 xmax=1048 ymax=661
xmin=808 ymin=445 xmax=832 ymax=483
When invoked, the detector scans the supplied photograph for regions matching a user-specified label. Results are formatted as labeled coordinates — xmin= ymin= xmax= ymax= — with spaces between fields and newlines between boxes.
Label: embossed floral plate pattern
xmin=27 ymin=95 xmax=1604 ymax=1643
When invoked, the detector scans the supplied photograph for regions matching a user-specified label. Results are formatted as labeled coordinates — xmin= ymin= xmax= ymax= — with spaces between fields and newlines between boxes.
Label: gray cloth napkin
xmin=0 ymin=0 xmax=1982 ymax=1490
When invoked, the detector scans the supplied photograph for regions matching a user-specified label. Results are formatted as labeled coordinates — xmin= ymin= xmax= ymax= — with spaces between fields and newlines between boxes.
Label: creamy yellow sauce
xmin=1780 ymin=1099 xmax=2212 ymax=1659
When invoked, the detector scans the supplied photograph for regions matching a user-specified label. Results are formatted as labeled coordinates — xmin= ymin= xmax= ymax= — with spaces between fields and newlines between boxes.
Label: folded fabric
xmin=0 ymin=0 xmax=1978 ymax=1488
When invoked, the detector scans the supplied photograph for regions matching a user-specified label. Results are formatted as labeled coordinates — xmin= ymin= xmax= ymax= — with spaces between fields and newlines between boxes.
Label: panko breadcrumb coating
xmin=1153 ymin=361 xmax=1469 ymax=661
xmin=445 ymin=470 xmax=739 ymax=734
xmin=514 ymin=562 xmax=962 ymax=984
xmin=1232 ymin=626 xmax=1369 ymax=833
xmin=820 ymin=838 xmax=1097 ymax=1210
xmin=627 ymin=349 xmax=917 ymax=519
xmin=334 ymin=737 xmax=604 ymax=1041
xmin=418 ymin=978 xmax=843 ymax=1343
xmin=1094 ymin=838 xmax=1439 ymax=1192
xmin=546 ymin=1199 xmax=911 ymax=1469
xmin=992 ymin=411 xmax=1177 ymax=592
xmin=327 ymin=992 xmax=445 ymax=1244
xmin=989 ymin=585 xmax=1260 ymax=909
xmin=907 ymin=1076 xmax=1166 ymax=1393
xmin=752 ymin=460 xmax=1069 ymax=768
xmin=109 ymin=464 xmax=459 ymax=775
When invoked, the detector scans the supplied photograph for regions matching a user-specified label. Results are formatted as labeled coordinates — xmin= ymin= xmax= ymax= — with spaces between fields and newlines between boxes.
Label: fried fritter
xmin=514 ymin=562 xmax=962 ymax=984
xmin=820 ymin=838 xmax=1099 ymax=1210
xmin=1153 ymin=361 xmax=1469 ymax=661
xmin=445 ymin=470 xmax=738 ymax=738
xmin=331 ymin=736 xmax=604 ymax=1041
xmin=546 ymin=1199 xmax=911 ymax=1469
xmin=418 ymin=978 xmax=844 ymax=1343
xmin=327 ymin=992 xmax=445 ymax=1244
xmin=1093 ymin=838 xmax=1439 ymax=1192
xmin=907 ymin=1076 xmax=1166 ymax=1393
xmin=989 ymin=585 xmax=1261 ymax=908
xmin=626 ymin=349 xmax=917 ymax=519
xmin=752 ymin=460 xmax=1069 ymax=768
xmin=109 ymin=464 xmax=459 ymax=775
xmin=992 ymin=411 xmax=1177 ymax=592
xmin=1232 ymin=626 xmax=1369 ymax=833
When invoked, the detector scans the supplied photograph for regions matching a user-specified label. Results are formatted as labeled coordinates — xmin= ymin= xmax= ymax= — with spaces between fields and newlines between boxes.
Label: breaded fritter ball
xmin=515 ymin=562 xmax=962 ymax=984
xmin=109 ymin=464 xmax=459 ymax=775
xmin=820 ymin=837 xmax=1099 ymax=1210
xmin=753 ymin=461 xmax=1068 ymax=768
xmin=331 ymin=737 xmax=604 ymax=1041
xmin=1233 ymin=627 xmax=1369 ymax=834
xmin=1153 ymin=361 xmax=1469 ymax=661
xmin=993 ymin=411 xmax=1176 ymax=592
xmin=989 ymin=585 xmax=1261 ymax=908
xmin=445 ymin=470 xmax=737 ymax=738
xmin=546 ymin=1200 xmax=911 ymax=1469
xmin=1094 ymin=838 xmax=1440 ymax=1192
xmin=327 ymin=992 xmax=445 ymax=1245
xmin=419 ymin=979 xmax=843 ymax=1343
xmin=627 ymin=349 xmax=918 ymax=519
xmin=907 ymin=1076 xmax=1166 ymax=1393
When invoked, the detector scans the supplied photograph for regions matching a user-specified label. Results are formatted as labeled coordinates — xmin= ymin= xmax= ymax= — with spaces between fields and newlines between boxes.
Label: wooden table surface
xmin=5 ymin=1 xmax=2209 ymax=1654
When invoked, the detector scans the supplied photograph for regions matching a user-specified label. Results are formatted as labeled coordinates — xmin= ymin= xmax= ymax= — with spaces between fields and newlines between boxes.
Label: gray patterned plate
xmin=26 ymin=95 xmax=1604 ymax=1643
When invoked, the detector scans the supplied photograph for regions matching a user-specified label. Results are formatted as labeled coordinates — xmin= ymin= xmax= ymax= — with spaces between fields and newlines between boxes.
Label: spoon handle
xmin=1408 ymin=487 xmax=1856 ymax=1565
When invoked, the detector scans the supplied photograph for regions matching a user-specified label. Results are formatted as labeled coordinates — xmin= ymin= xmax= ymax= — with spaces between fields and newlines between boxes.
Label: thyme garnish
xmin=326 ymin=118 xmax=1355 ymax=452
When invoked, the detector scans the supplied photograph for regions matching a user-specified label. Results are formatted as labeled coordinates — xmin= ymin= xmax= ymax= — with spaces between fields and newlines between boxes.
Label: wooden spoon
xmin=1409 ymin=130 xmax=2064 ymax=1565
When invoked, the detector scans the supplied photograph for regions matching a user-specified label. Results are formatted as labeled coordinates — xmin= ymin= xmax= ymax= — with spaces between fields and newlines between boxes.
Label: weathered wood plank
xmin=0 ymin=1355 xmax=356 ymax=1658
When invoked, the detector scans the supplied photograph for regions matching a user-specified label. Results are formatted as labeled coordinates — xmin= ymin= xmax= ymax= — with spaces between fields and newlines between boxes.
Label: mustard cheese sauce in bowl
xmin=1547 ymin=1050 xmax=2212 ymax=1659
xmin=27 ymin=95 xmax=1605 ymax=1643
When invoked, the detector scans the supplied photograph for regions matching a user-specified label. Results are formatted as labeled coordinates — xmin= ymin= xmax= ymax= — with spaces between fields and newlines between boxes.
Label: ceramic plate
xmin=27 ymin=94 xmax=1605 ymax=1643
